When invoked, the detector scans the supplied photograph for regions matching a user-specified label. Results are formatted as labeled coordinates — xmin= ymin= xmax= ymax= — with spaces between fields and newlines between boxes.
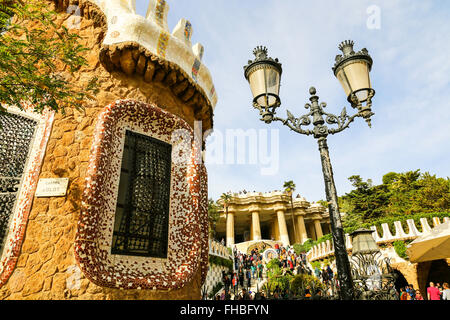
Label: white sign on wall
xmin=35 ymin=178 xmax=69 ymax=197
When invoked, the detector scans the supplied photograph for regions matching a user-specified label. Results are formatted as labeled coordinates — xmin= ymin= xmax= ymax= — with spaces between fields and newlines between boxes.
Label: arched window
xmin=75 ymin=100 xmax=208 ymax=290
xmin=0 ymin=112 xmax=37 ymax=255
xmin=111 ymin=130 xmax=172 ymax=258
xmin=0 ymin=106 xmax=53 ymax=288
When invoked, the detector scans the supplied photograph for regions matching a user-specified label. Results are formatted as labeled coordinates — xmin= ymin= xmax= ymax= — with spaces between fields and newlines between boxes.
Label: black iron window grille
xmin=112 ymin=130 xmax=172 ymax=258
xmin=0 ymin=112 xmax=37 ymax=254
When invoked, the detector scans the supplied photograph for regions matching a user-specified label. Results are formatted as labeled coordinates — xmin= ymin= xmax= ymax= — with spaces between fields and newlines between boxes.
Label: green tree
xmin=208 ymin=198 xmax=220 ymax=239
xmin=220 ymin=192 xmax=232 ymax=243
xmin=341 ymin=175 xmax=390 ymax=223
xmin=382 ymin=172 xmax=398 ymax=185
xmin=283 ymin=180 xmax=298 ymax=243
xmin=0 ymin=1 xmax=98 ymax=115
xmin=388 ymin=170 xmax=422 ymax=215
xmin=414 ymin=172 xmax=450 ymax=213
xmin=341 ymin=170 xmax=450 ymax=228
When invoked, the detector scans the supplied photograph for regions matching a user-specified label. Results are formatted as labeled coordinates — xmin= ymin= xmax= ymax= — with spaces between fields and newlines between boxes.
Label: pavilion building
xmin=215 ymin=191 xmax=332 ymax=253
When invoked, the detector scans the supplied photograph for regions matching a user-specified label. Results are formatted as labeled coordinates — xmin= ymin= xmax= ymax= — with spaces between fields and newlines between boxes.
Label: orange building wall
xmin=0 ymin=2 xmax=210 ymax=300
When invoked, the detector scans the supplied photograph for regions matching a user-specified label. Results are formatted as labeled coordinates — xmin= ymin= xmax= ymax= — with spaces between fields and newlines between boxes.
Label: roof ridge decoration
xmin=90 ymin=0 xmax=217 ymax=109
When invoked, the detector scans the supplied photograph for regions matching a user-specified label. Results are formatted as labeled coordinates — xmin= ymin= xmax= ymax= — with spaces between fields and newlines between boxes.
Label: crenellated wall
xmin=92 ymin=0 xmax=217 ymax=133
xmin=209 ymin=240 xmax=232 ymax=260
xmin=307 ymin=216 xmax=449 ymax=261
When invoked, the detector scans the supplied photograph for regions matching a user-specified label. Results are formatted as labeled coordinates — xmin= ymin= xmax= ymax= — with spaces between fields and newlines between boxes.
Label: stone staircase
xmin=225 ymin=273 xmax=267 ymax=300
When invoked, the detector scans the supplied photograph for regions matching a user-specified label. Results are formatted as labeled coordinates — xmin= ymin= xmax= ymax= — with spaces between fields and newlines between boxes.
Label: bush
xmin=302 ymin=239 xmax=315 ymax=252
xmin=393 ymin=241 xmax=408 ymax=260
xmin=266 ymin=273 xmax=293 ymax=293
xmin=209 ymin=255 xmax=233 ymax=271
xmin=265 ymin=258 xmax=293 ymax=292
xmin=290 ymin=274 xmax=324 ymax=297
xmin=310 ymin=261 xmax=321 ymax=270
xmin=208 ymin=281 xmax=223 ymax=299
xmin=292 ymin=243 xmax=306 ymax=255
xmin=266 ymin=258 xmax=281 ymax=270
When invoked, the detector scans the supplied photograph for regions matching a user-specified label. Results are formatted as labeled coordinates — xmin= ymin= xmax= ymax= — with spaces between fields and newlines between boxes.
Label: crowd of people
xmin=216 ymin=243 xmax=325 ymax=300
xmin=212 ymin=242 xmax=449 ymax=301
xmin=399 ymin=282 xmax=450 ymax=300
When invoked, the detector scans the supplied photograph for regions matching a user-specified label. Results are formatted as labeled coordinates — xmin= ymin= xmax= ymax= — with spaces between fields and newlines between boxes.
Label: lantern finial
xmin=253 ymin=46 xmax=268 ymax=59
xmin=338 ymin=40 xmax=355 ymax=56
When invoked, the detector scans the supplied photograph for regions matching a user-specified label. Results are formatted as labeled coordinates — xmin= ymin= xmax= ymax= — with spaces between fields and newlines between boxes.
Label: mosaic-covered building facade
xmin=0 ymin=0 xmax=216 ymax=300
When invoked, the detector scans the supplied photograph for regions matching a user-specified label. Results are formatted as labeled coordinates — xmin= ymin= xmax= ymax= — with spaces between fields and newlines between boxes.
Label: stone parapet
xmin=306 ymin=216 xmax=448 ymax=262
xmin=52 ymin=0 xmax=216 ymax=132
xmin=209 ymin=240 xmax=232 ymax=260
xmin=217 ymin=192 xmax=323 ymax=214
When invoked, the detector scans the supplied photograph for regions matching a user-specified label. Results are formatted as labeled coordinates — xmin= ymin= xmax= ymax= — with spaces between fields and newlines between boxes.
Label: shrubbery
xmin=265 ymin=259 xmax=292 ymax=292
xmin=208 ymin=281 xmax=223 ymax=299
xmin=209 ymin=255 xmax=233 ymax=271
xmin=393 ymin=241 xmax=408 ymax=260
xmin=290 ymin=274 xmax=324 ymax=296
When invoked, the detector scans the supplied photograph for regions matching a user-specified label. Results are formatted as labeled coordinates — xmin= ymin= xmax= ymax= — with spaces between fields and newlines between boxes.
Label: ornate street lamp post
xmin=243 ymin=40 xmax=375 ymax=300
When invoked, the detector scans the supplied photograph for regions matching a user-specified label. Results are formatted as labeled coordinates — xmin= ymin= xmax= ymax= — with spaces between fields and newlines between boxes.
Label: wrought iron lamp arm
xmin=263 ymin=103 xmax=368 ymax=138
xmin=327 ymin=108 xmax=366 ymax=135
xmin=272 ymin=113 xmax=314 ymax=136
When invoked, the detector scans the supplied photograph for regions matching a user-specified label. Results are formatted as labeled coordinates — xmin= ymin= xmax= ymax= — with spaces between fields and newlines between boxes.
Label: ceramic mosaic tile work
xmin=191 ymin=59 xmax=201 ymax=83
xmin=0 ymin=106 xmax=54 ymax=287
xmin=92 ymin=0 xmax=218 ymax=109
xmin=154 ymin=0 xmax=167 ymax=28
xmin=172 ymin=19 xmax=193 ymax=45
xmin=202 ymin=263 xmax=229 ymax=298
xmin=184 ymin=21 xmax=193 ymax=43
xmin=75 ymin=100 xmax=209 ymax=290
xmin=157 ymin=31 xmax=170 ymax=58
xmin=199 ymin=164 xmax=209 ymax=284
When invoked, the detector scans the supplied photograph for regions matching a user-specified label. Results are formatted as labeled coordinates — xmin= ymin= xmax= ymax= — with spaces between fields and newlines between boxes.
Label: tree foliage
xmin=265 ymin=259 xmax=292 ymax=292
xmin=292 ymin=239 xmax=314 ymax=255
xmin=283 ymin=180 xmax=298 ymax=241
xmin=0 ymin=1 xmax=98 ymax=115
xmin=290 ymin=273 xmax=324 ymax=296
xmin=283 ymin=180 xmax=296 ymax=194
xmin=208 ymin=198 xmax=220 ymax=239
xmin=341 ymin=170 xmax=450 ymax=228
xmin=220 ymin=192 xmax=231 ymax=208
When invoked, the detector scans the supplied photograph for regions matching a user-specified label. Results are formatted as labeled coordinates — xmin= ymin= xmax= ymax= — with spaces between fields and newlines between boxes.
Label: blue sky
xmin=136 ymin=1 xmax=450 ymax=203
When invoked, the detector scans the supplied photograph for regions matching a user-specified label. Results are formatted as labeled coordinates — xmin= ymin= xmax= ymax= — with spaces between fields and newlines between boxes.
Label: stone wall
xmin=0 ymin=1 xmax=212 ymax=300
xmin=202 ymin=240 xmax=233 ymax=298
xmin=307 ymin=216 xmax=450 ymax=261
xmin=202 ymin=263 xmax=228 ymax=299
